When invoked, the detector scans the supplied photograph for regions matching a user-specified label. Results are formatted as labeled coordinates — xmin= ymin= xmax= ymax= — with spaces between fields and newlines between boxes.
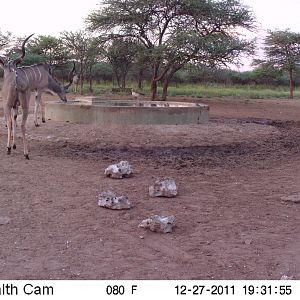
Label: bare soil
xmin=0 ymin=93 xmax=300 ymax=280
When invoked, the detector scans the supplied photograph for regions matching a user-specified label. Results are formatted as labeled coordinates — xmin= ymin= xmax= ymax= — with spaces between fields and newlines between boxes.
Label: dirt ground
xmin=0 ymin=92 xmax=300 ymax=280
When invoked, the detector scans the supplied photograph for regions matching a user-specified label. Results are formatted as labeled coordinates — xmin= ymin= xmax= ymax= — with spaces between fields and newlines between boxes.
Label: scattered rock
xmin=149 ymin=177 xmax=177 ymax=197
xmin=139 ymin=215 xmax=175 ymax=233
xmin=0 ymin=216 xmax=11 ymax=225
xmin=281 ymin=194 xmax=300 ymax=203
xmin=98 ymin=190 xmax=132 ymax=210
xmin=280 ymin=274 xmax=294 ymax=280
xmin=122 ymin=212 xmax=132 ymax=220
xmin=104 ymin=161 xmax=133 ymax=179
xmin=244 ymin=239 xmax=253 ymax=245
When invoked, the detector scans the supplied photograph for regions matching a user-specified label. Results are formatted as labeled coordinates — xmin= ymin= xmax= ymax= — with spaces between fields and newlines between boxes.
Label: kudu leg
xmin=20 ymin=92 xmax=30 ymax=159
xmin=41 ymin=98 xmax=46 ymax=123
xmin=12 ymin=107 xmax=18 ymax=149
xmin=6 ymin=112 xmax=12 ymax=155
xmin=4 ymin=89 xmax=16 ymax=154
xmin=21 ymin=110 xmax=29 ymax=159
xmin=34 ymin=91 xmax=41 ymax=127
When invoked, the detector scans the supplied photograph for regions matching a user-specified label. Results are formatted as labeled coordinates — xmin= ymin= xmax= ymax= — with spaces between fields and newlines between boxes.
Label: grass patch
xmin=163 ymin=84 xmax=300 ymax=99
xmin=76 ymin=82 xmax=300 ymax=99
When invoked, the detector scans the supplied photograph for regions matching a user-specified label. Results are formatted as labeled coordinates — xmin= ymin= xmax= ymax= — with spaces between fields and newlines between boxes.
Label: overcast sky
xmin=1 ymin=0 xmax=300 ymax=70
xmin=1 ymin=0 xmax=300 ymax=36
xmin=0 ymin=0 xmax=99 ymax=36
xmin=242 ymin=0 xmax=300 ymax=33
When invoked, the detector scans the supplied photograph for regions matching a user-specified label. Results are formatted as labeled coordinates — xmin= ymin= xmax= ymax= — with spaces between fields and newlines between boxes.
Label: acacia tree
xmin=28 ymin=35 xmax=69 ymax=67
xmin=60 ymin=30 xmax=101 ymax=94
xmin=104 ymin=38 xmax=139 ymax=89
xmin=86 ymin=0 xmax=255 ymax=100
xmin=1 ymin=34 xmax=47 ymax=68
xmin=0 ymin=30 xmax=12 ymax=77
xmin=86 ymin=37 xmax=103 ymax=92
xmin=259 ymin=30 xmax=300 ymax=99
xmin=133 ymin=44 xmax=151 ymax=89
xmin=159 ymin=30 xmax=254 ymax=100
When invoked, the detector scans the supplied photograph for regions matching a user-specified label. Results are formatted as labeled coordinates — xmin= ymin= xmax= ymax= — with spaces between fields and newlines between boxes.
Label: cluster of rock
xmin=100 ymin=160 xmax=177 ymax=233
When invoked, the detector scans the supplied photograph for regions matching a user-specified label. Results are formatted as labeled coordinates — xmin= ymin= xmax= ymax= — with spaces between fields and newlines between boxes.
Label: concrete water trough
xmin=45 ymin=97 xmax=209 ymax=125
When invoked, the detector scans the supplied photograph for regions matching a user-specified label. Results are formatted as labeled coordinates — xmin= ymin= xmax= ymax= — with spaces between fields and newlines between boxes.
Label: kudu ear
xmin=64 ymin=61 xmax=76 ymax=90
xmin=12 ymin=33 xmax=34 ymax=66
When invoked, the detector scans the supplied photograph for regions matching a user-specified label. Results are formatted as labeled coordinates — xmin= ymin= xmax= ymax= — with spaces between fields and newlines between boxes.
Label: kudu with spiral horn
xmin=0 ymin=34 xmax=75 ymax=159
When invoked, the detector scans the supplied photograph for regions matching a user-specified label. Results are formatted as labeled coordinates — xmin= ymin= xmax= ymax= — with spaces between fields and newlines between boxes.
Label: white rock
xmin=0 ymin=216 xmax=11 ymax=225
xmin=281 ymin=194 xmax=300 ymax=203
xmin=139 ymin=215 xmax=175 ymax=233
xmin=98 ymin=190 xmax=132 ymax=210
xmin=149 ymin=177 xmax=177 ymax=197
xmin=104 ymin=161 xmax=133 ymax=179
xmin=280 ymin=274 xmax=294 ymax=280
xmin=244 ymin=239 xmax=253 ymax=245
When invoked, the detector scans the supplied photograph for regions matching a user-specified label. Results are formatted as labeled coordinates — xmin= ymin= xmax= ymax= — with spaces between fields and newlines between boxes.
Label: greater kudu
xmin=0 ymin=34 xmax=74 ymax=159
xmin=33 ymin=63 xmax=75 ymax=126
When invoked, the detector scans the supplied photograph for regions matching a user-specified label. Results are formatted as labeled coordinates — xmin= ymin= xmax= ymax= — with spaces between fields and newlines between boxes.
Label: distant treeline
xmin=1 ymin=60 xmax=299 ymax=88
xmin=169 ymin=65 xmax=300 ymax=87
xmin=54 ymin=62 xmax=299 ymax=88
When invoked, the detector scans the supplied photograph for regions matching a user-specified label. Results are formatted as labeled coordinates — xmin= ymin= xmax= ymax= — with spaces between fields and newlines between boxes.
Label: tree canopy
xmin=104 ymin=38 xmax=140 ymax=89
xmin=255 ymin=30 xmax=300 ymax=98
xmin=28 ymin=35 xmax=69 ymax=67
xmin=0 ymin=30 xmax=11 ymax=49
xmin=86 ymin=0 xmax=255 ymax=100
xmin=60 ymin=30 xmax=102 ymax=93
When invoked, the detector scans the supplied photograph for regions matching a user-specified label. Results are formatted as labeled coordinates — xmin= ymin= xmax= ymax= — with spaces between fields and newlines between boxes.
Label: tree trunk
xmin=150 ymin=78 xmax=157 ymax=101
xmin=289 ymin=68 xmax=294 ymax=99
xmin=150 ymin=64 xmax=160 ymax=101
xmin=161 ymin=76 xmax=170 ymax=101
xmin=138 ymin=69 xmax=144 ymax=89
xmin=80 ymin=75 xmax=84 ymax=95
xmin=80 ymin=72 xmax=85 ymax=95
xmin=121 ymin=73 xmax=126 ymax=89
xmin=89 ymin=66 xmax=93 ymax=93
xmin=114 ymin=71 xmax=121 ymax=88
xmin=161 ymin=69 xmax=178 ymax=101
xmin=79 ymin=63 xmax=84 ymax=95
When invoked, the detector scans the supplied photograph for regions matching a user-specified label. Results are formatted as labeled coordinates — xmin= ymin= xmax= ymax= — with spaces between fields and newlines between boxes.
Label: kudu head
xmin=53 ymin=61 xmax=75 ymax=102
xmin=0 ymin=34 xmax=34 ymax=71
